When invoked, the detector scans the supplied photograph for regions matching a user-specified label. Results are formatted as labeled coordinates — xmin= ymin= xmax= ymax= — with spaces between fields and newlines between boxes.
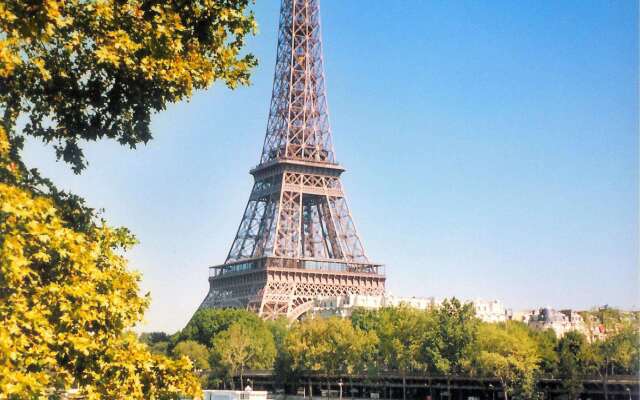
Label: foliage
xmin=173 ymin=340 xmax=211 ymax=371
xmin=149 ymin=341 xmax=170 ymax=356
xmin=132 ymin=304 xmax=638 ymax=397
xmin=179 ymin=307 xmax=263 ymax=347
xmin=584 ymin=323 xmax=640 ymax=400
xmin=266 ymin=317 xmax=289 ymax=356
xmin=266 ymin=317 xmax=295 ymax=385
xmin=140 ymin=331 xmax=170 ymax=345
xmin=424 ymin=298 xmax=478 ymax=375
xmin=77 ymin=333 xmax=201 ymax=399
xmin=0 ymin=0 xmax=259 ymax=396
xmin=556 ymin=331 xmax=589 ymax=400
xmin=352 ymin=302 xmax=478 ymax=378
xmin=365 ymin=306 xmax=433 ymax=400
xmin=604 ymin=324 xmax=640 ymax=375
xmin=351 ymin=308 xmax=382 ymax=333
xmin=0 ymin=0 xmax=257 ymax=172
xmin=527 ymin=327 xmax=558 ymax=376
xmin=474 ymin=322 xmax=540 ymax=400
xmin=285 ymin=317 xmax=378 ymax=377
xmin=592 ymin=307 xmax=623 ymax=331
xmin=376 ymin=306 xmax=431 ymax=374
xmin=141 ymin=331 xmax=171 ymax=355
xmin=0 ymin=131 xmax=200 ymax=398
xmin=210 ymin=320 xmax=276 ymax=389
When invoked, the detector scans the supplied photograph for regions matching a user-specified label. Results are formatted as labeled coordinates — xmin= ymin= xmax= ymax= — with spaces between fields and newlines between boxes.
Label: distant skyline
xmin=23 ymin=1 xmax=638 ymax=332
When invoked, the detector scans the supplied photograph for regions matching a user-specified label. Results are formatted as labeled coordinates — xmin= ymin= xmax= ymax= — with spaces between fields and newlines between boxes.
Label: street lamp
xmin=488 ymin=384 xmax=495 ymax=400
xmin=338 ymin=380 xmax=343 ymax=400
xmin=626 ymin=387 xmax=631 ymax=400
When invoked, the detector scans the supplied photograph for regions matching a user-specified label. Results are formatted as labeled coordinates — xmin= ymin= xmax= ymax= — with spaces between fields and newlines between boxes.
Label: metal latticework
xmin=200 ymin=0 xmax=385 ymax=321
xmin=260 ymin=0 xmax=335 ymax=164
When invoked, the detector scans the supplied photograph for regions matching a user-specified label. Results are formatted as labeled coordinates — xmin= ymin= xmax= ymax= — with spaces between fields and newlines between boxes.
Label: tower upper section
xmin=259 ymin=0 xmax=336 ymax=166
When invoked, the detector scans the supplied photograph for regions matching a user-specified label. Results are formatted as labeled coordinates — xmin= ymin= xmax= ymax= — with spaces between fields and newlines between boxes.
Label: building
xmin=314 ymin=296 xmax=512 ymax=321
xmin=472 ymin=299 xmax=507 ymax=323
xmin=385 ymin=295 xmax=437 ymax=309
xmin=527 ymin=308 xmax=588 ymax=338
xmin=560 ymin=309 xmax=587 ymax=332
xmin=313 ymin=294 xmax=436 ymax=318
xmin=508 ymin=309 xmax=536 ymax=323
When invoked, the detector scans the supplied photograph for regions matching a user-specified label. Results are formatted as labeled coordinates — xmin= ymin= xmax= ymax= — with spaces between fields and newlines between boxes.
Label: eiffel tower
xmin=200 ymin=0 xmax=385 ymax=320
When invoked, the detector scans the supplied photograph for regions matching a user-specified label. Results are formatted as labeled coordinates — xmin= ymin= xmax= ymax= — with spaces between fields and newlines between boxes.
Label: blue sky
xmin=23 ymin=1 xmax=638 ymax=332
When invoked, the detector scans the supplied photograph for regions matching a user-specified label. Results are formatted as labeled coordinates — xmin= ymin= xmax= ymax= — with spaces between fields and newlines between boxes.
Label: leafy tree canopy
xmin=587 ymin=324 xmax=640 ymax=376
xmin=376 ymin=306 xmax=432 ymax=375
xmin=0 ymin=0 xmax=259 ymax=397
xmin=526 ymin=326 xmax=558 ymax=376
xmin=140 ymin=331 xmax=170 ymax=345
xmin=428 ymin=298 xmax=479 ymax=375
xmin=285 ymin=317 xmax=378 ymax=377
xmin=179 ymin=307 xmax=263 ymax=347
xmin=556 ymin=331 xmax=589 ymax=400
xmin=173 ymin=340 xmax=211 ymax=371
xmin=210 ymin=320 xmax=277 ymax=389
xmin=148 ymin=341 xmax=170 ymax=356
xmin=0 ymin=131 xmax=200 ymax=398
xmin=0 ymin=0 xmax=257 ymax=172
xmin=351 ymin=307 xmax=382 ymax=333
xmin=266 ymin=317 xmax=296 ymax=385
xmin=475 ymin=322 xmax=540 ymax=400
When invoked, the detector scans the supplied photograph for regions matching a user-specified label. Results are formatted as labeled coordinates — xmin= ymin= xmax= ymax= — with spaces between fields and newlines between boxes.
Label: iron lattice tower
xmin=200 ymin=0 xmax=385 ymax=320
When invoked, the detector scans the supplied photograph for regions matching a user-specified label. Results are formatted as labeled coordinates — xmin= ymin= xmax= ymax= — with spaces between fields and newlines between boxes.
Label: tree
xmin=173 ymin=340 xmax=211 ymax=371
xmin=474 ymin=322 xmax=540 ymax=400
xmin=351 ymin=308 xmax=382 ymax=333
xmin=285 ymin=317 xmax=378 ymax=391
xmin=210 ymin=320 xmax=276 ymax=389
xmin=1 ymin=0 xmax=259 ymax=396
xmin=586 ymin=324 xmax=640 ymax=400
xmin=0 ymin=0 xmax=257 ymax=172
xmin=179 ymin=308 xmax=263 ymax=347
xmin=140 ymin=331 xmax=170 ymax=345
xmin=607 ymin=324 xmax=640 ymax=375
xmin=266 ymin=317 xmax=295 ymax=388
xmin=140 ymin=331 xmax=171 ymax=356
xmin=556 ymin=331 xmax=589 ymax=400
xmin=438 ymin=298 xmax=479 ymax=374
xmin=423 ymin=298 xmax=478 ymax=375
xmin=0 ymin=132 xmax=200 ymax=398
xmin=148 ymin=341 xmax=170 ymax=356
xmin=528 ymin=327 xmax=558 ymax=376
xmin=374 ymin=306 xmax=431 ymax=400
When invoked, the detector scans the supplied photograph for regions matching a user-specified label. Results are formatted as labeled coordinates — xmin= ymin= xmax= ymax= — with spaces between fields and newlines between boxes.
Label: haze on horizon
xmin=22 ymin=1 xmax=638 ymax=332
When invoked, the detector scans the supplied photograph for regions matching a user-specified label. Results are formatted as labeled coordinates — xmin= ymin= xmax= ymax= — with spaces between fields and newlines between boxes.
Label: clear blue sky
xmin=23 ymin=1 xmax=638 ymax=332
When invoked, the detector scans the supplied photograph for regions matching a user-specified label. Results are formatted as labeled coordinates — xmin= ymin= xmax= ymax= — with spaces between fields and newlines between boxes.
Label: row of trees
xmin=146 ymin=302 xmax=639 ymax=400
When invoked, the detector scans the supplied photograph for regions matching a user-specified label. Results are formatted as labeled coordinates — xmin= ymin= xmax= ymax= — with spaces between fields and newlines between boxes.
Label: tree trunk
xmin=603 ymin=362 xmax=610 ymax=400
xmin=402 ymin=375 xmax=406 ymax=400
xmin=498 ymin=378 xmax=508 ymax=400
xmin=349 ymin=377 xmax=353 ymax=400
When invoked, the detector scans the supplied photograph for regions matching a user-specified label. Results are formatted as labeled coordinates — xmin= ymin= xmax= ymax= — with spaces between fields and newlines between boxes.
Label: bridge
xmin=224 ymin=371 xmax=639 ymax=400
